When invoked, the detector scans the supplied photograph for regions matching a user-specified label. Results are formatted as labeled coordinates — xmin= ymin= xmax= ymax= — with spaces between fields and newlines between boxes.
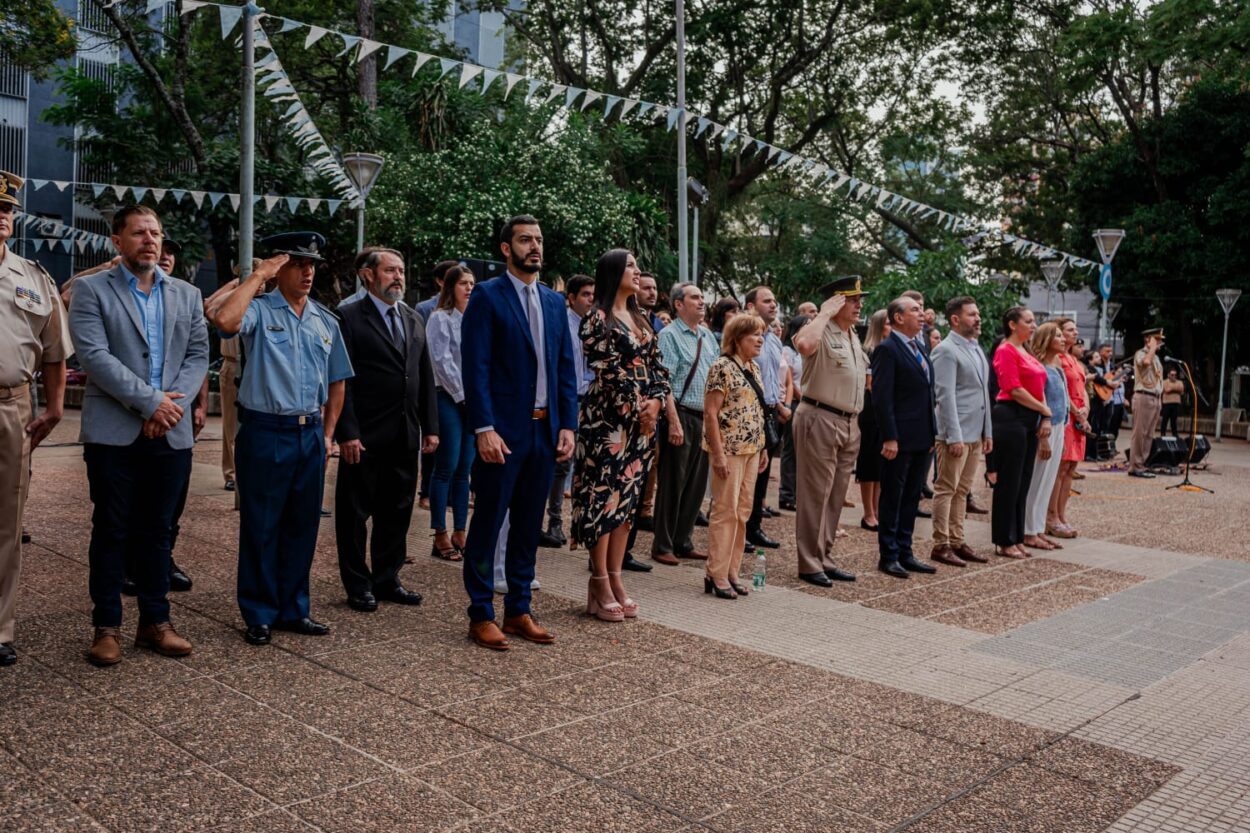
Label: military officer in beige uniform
xmin=0 ymin=171 xmax=73 ymax=667
xmin=790 ymin=276 xmax=868 ymax=586
xmin=1128 ymin=327 xmax=1165 ymax=478
xmin=219 ymin=333 xmax=239 ymax=491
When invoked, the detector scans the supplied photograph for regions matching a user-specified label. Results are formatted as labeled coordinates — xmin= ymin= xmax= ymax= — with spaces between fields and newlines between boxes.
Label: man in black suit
xmin=334 ymin=248 xmax=439 ymax=611
xmin=871 ymin=295 xmax=939 ymax=579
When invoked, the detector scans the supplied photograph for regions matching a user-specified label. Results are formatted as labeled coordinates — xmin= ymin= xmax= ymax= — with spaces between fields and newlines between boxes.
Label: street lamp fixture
xmin=1092 ymin=229 xmax=1125 ymax=264
xmin=1040 ymin=259 xmax=1066 ymax=319
xmin=687 ymin=177 xmax=710 ymax=284
xmin=342 ymin=152 xmax=386 ymax=253
xmin=1215 ymin=288 xmax=1242 ymax=442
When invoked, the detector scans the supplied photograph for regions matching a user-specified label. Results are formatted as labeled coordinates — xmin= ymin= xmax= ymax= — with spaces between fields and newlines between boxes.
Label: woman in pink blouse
xmin=990 ymin=308 xmax=1053 ymax=558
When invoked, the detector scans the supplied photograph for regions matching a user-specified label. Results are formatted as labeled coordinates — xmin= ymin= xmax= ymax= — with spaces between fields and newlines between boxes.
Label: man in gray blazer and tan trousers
xmin=69 ymin=205 xmax=208 ymax=666
xmin=930 ymin=296 xmax=992 ymax=566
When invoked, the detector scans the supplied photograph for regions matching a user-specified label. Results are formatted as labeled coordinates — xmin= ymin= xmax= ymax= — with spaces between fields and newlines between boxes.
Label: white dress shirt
xmin=427 ymin=307 xmax=465 ymax=403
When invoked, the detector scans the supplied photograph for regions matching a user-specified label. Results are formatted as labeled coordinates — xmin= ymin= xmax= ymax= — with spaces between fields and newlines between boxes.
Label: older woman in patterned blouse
xmin=702 ymin=313 xmax=769 ymax=599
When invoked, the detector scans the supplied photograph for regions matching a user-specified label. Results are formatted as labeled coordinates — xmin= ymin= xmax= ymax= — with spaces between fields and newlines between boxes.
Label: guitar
xmin=1092 ymin=369 xmax=1120 ymax=402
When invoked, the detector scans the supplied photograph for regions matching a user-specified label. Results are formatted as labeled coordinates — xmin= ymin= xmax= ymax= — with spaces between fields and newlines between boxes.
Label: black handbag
xmin=732 ymin=360 xmax=781 ymax=451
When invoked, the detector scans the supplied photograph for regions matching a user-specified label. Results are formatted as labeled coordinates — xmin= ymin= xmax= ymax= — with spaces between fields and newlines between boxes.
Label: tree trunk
xmin=357 ymin=0 xmax=377 ymax=109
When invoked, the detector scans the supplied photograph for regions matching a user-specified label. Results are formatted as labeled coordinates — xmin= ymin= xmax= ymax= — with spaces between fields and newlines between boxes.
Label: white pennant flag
xmin=579 ymin=90 xmax=602 ymax=111
xmin=306 ymin=198 xmax=322 ymax=213
xmin=544 ymin=84 xmax=567 ymax=105
xmin=181 ymin=0 xmax=208 ymax=14
xmin=264 ymin=195 xmax=280 ymax=213
xmin=54 ymin=180 xmax=70 ymax=191
xmin=305 ymin=26 xmax=328 ymax=48
xmin=411 ymin=53 xmax=434 ymax=76
xmin=480 ymin=69 xmax=502 ymax=94
xmin=459 ymin=64 xmax=484 ymax=88
xmin=112 ymin=184 xmax=128 ymax=200
xmin=357 ymin=39 xmax=384 ymax=62
xmin=144 ymin=0 xmax=164 ymax=13
xmin=228 ymin=194 xmax=241 ymax=211
xmin=30 ymin=179 xmax=47 ymax=190
xmin=384 ymin=45 xmax=409 ymax=70
xmin=76 ymin=239 xmax=88 ymax=253
xmin=876 ymin=189 xmax=891 ymax=207
xmin=190 ymin=190 xmax=206 ymax=208
xmin=503 ymin=73 xmax=524 ymax=98
xmin=619 ymin=99 xmax=640 ymax=118
xmin=218 ymin=5 xmax=242 ymax=39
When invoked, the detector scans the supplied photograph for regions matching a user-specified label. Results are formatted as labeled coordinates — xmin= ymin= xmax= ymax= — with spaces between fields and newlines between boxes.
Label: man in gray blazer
xmin=68 ymin=205 xmax=208 ymax=666
xmin=929 ymin=296 xmax=993 ymax=566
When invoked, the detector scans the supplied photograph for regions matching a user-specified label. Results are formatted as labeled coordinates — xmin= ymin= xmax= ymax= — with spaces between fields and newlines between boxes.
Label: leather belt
xmin=532 ymin=408 xmax=549 ymax=420
xmin=0 ymin=382 xmax=31 ymax=399
xmin=1136 ymin=390 xmax=1160 ymax=398
xmin=238 ymin=406 xmax=321 ymax=429
xmin=800 ymin=396 xmax=855 ymax=419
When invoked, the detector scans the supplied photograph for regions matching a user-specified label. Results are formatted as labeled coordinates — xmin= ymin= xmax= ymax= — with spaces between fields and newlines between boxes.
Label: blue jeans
xmin=430 ymin=390 xmax=476 ymax=531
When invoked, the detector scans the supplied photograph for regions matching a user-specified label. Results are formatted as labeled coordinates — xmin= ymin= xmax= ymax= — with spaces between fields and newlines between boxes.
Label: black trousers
xmin=1160 ymin=403 xmax=1181 ymax=437
xmin=990 ymin=402 xmax=1040 ymax=547
xmin=125 ymin=469 xmax=189 ymax=582
xmin=877 ymin=448 xmax=930 ymax=565
xmin=652 ymin=407 xmax=710 ymax=555
xmin=778 ymin=400 xmax=798 ymax=504
xmin=84 ymin=437 xmax=192 ymax=628
xmin=335 ymin=443 xmax=419 ymax=596
xmin=747 ymin=406 xmax=778 ymax=532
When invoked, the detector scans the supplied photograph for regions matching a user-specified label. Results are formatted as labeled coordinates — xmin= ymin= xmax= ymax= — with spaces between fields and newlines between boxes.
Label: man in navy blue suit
xmin=871 ymin=295 xmax=940 ymax=579
xmin=460 ymin=215 xmax=578 ymax=650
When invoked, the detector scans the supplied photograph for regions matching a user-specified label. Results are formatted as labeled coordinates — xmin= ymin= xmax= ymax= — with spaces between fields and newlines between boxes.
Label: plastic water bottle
xmin=753 ymin=548 xmax=766 ymax=590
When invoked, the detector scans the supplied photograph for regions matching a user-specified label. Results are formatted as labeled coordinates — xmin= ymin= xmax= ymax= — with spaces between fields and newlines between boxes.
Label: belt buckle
xmin=298 ymin=414 xmax=308 ymax=426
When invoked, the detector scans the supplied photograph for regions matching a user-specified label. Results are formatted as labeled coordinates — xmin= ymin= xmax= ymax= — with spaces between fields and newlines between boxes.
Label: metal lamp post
xmin=687 ymin=176 xmax=710 ymax=285
xmin=1040 ymin=259 xmax=1066 ymax=321
xmin=1105 ymin=301 xmax=1122 ymax=354
xmin=675 ymin=0 xmax=688 ymax=284
xmin=1215 ymin=288 xmax=1242 ymax=441
xmin=1092 ymin=228 xmax=1125 ymax=345
xmin=341 ymin=152 xmax=386 ymax=252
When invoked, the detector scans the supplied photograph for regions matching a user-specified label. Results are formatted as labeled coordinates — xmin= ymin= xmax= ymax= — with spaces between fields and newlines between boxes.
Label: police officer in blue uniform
xmin=206 ymin=232 xmax=353 ymax=645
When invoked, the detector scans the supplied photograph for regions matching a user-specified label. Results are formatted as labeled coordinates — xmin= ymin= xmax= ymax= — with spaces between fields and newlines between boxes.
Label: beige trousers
xmin=1129 ymin=392 xmax=1161 ymax=472
xmin=0 ymin=386 xmax=32 ymax=644
xmin=707 ymin=452 xmax=759 ymax=582
xmin=220 ymin=358 xmax=238 ymax=483
xmin=932 ymin=440 xmax=984 ymax=547
xmin=793 ymin=404 xmax=860 ymax=575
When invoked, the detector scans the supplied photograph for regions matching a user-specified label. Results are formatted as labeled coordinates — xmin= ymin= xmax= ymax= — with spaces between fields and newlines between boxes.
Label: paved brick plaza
xmin=5 ymin=413 xmax=1250 ymax=832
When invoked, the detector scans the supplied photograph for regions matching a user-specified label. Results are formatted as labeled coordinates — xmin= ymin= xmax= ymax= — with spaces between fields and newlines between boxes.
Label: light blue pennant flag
xmin=384 ymin=45 xmax=410 ymax=70
xmin=327 ymin=199 xmax=343 ymax=216
xmin=132 ymin=187 xmax=148 ymax=202
xmin=525 ymin=79 xmax=544 ymax=102
xmin=437 ymin=58 xmax=459 ymax=80
xmin=336 ymin=34 xmax=361 ymax=58
xmin=666 ymin=108 xmax=682 ymax=131
xmin=219 ymin=5 xmax=242 ymax=39
xmin=286 ymin=197 xmax=301 ymax=213
xmin=208 ymin=192 xmax=226 ymax=208
xmin=278 ymin=17 xmax=303 ymax=33
xmin=564 ymin=87 xmax=584 ymax=108
xmin=171 ymin=189 xmax=187 ymax=203
xmin=603 ymin=95 xmax=622 ymax=117
xmin=481 ymin=69 xmax=502 ymax=94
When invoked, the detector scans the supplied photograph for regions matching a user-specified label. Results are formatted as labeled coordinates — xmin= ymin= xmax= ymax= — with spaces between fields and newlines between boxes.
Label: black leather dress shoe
xmin=879 ymin=561 xmax=910 ymax=579
xmin=746 ymin=529 xmax=781 ymax=549
xmin=347 ymin=592 xmax=378 ymax=612
xmin=921 ymin=486 xmax=935 ymax=499
xmin=121 ymin=576 xmax=137 ymax=597
xmin=169 ymin=562 xmax=193 ymax=592
xmin=695 ymin=511 xmax=709 ymax=527
xmin=860 ymin=519 xmax=879 ymax=532
xmin=20 ymin=529 xmax=30 ymax=544
xmin=244 ymin=625 xmax=271 ymax=646
xmin=1128 ymin=470 xmax=1156 ymax=479
xmin=779 ymin=500 xmax=796 ymax=512
xmin=825 ymin=568 xmax=856 ymax=582
xmin=900 ymin=556 xmax=937 ymax=574
xmin=224 ymin=479 xmax=236 ymax=492
xmin=800 ymin=572 xmax=834 ymax=588
xmin=763 ymin=506 xmax=780 ymax=518
xmin=378 ymin=586 xmax=423 ymax=606
xmin=273 ymin=617 xmax=331 ymax=636
xmin=537 ymin=529 xmax=565 ymax=548
xmin=0 ymin=643 xmax=16 ymax=666
xmin=622 ymin=554 xmax=653 ymax=572
xmin=320 ymin=508 xmax=332 ymax=517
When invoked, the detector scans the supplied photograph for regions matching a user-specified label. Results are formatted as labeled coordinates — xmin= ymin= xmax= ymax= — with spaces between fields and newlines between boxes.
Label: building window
xmin=77 ymin=0 xmax=113 ymax=35
xmin=0 ymin=122 xmax=24 ymax=178
xmin=0 ymin=53 xmax=29 ymax=99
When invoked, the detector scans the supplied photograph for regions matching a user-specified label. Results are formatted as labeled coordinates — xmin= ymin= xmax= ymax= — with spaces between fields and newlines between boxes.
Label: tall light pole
xmin=1105 ymin=301 xmax=1122 ymax=354
xmin=675 ymin=0 xmax=688 ymax=284
xmin=687 ymin=176 xmax=710 ymax=285
xmin=1215 ymin=288 xmax=1242 ymax=442
xmin=1092 ymin=228 xmax=1125 ymax=345
xmin=342 ymin=152 xmax=385 ymax=253
xmin=1040 ymin=259 xmax=1066 ymax=321
xmin=238 ymin=3 xmax=261 ymax=281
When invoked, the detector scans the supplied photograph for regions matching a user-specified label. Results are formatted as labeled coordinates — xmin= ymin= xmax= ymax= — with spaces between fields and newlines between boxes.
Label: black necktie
xmin=387 ymin=306 xmax=404 ymax=351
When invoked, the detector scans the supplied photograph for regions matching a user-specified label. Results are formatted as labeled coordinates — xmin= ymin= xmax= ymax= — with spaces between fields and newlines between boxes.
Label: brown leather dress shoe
xmin=502 ymin=614 xmax=555 ymax=644
xmin=953 ymin=543 xmax=989 ymax=563
xmin=930 ymin=545 xmax=967 ymax=567
xmin=651 ymin=552 xmax=680 ymax=566
xmin=134 ymin=622 xmax=193 ymax=657
xmin=88 ymin=627 xmax=123 ymax=667
xmin=965 ymin=496 xmax=989 ymax=515
xmin=676 ymin=549 xmax=709 ymax=560
xmin=469 ymin=620 xmax=510 ymax=651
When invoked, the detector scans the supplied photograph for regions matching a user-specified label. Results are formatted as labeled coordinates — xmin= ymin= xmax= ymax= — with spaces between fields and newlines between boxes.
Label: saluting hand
xmin=820 ymin=294 xmax=847 ymax=318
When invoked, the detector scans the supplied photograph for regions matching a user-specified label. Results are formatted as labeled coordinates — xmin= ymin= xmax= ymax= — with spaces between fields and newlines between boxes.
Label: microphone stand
xmin=1165 ymin=357 xmax=1213 ymax=494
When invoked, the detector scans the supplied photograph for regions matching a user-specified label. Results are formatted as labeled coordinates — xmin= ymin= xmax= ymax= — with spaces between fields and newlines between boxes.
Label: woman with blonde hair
xmin=1022 ymin=321 xmax=1068 ymax=551
xmin=702 ymin=313 xmax=769 ymax=599
xmin=854 ymin=309 xmax=890 ymax=530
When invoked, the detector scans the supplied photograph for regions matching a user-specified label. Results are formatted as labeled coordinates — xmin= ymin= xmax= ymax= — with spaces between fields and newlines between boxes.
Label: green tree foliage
xmin=1 ymin=0 xmax=76 ymax=79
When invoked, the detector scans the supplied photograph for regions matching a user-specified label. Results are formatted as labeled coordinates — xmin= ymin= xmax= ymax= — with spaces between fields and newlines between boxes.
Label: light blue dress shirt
xmin=893 ymin=330 xmax=930 ymax=381
xmin=415 ymin=295 xmax=438 ymax=323
xmin=236 ymin=290 xmax=354 ymax=416
xmin=658 ymin=318 xmax=719 ymax=411
xmin=121 ymin=263 xmax=166 ymax=389
xmin=758 ymin=330 xmax=783 ymax=405
xmin=507 ymin=271 xmax=546 ymax=409
xmin=567 ymin=307 xmax=593 ymax=397
xmin=428 ymin=307 xmax=465 ymax=403
xmin=368 ymin=292 xmax=405 ymax=344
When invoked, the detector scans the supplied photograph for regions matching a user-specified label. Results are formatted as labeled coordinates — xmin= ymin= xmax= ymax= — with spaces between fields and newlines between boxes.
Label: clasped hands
xmin=142 ymin=392 xmax=186 ymax=438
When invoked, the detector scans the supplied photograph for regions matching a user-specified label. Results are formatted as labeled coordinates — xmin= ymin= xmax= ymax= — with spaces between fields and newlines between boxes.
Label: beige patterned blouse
xmin=703 ymin=355 xmax=766 ymax=456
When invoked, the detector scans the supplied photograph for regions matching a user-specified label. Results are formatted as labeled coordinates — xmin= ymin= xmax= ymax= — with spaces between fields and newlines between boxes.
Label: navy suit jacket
xmin=461 ymin=275 xmax=578 ymax=448
xmin=871 ymin=332 xmax=937 ymax=453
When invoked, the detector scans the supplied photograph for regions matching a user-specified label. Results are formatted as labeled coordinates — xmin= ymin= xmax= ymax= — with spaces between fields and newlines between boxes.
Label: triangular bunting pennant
xmin=306 ymin=198 xmax=322 ymax=213
xmin=411 ymin=52 xmax=434 ymax=75
xmin=564 ymin=87 xmax=584 ymax=109
xmin=264 ymin=195 xmax=280 ymax=213
xmin=480 ymin=69 xmax=502 ymax=94
xmin=30 ymin=179 xmax=47 ymax=190
xmin=525 ymin=79 xmax=544 ymax=102
xmin=636 ymin=102 xmax=655 ymax=118
xmin=437 ymin=58 xmax=458 ymax=79
xmin=603 ymin=95 xmax=622 ymax=117
xmin=54 ymin=180 xmax=70 ymax=191
xmin=383 ymin=45 xmax=409 ymax=70
xmin=304 ymin=26 xmax=328 ymax=48
xmin=579 ymin=90 xmax=602 ymax=111
xmin=180 ymin=0 xmax=208 ymax=14
xmin=228 ymin=194 xmax=241 ymax=211
xmin=286 ymin=197 xmax=301 ymax=213
xmin=145 ymin=0 xmax=164 ymax=14
xmin=619 ymin=99 xmax=639 ymax=117
xmin=132 ymin=187 xmax=148 ymax=203
xmin=357 ymin=39 xmax=384 ymax=63
xmin=666 ymin=108 xmax=682 ymax=131
xmin=694 ymin=117 xmax=711 ymax=138
xmin=544 ymin=84 xmax=567 ymax=105
xmin=76 ymin=238 xmax=88 ymax=253
xmin=218 ymin=5 xmax=243 ymax=39
xmin=458 ymin=64 xmax=484 ymax=88
xmin=208 ymin=192 xmax=226 ymax=208
xmin=504 ymin=73 xmax=524 ymax=98
xmin=278 ymin=17 xmax=303 ymax=33
xmin=336 ymin=34 xmax=361 ymax=58
xmin=112 ymin=184 xmax=128 ymax=200
xmin=327 ymin=199 xmax=343 ymax=216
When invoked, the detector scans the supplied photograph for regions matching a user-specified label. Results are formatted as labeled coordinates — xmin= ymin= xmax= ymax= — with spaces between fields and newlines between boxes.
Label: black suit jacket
xmin=871 ymin=333 xmax=937 ymax=453
xmin=334 ymin=298 xmax=438 ymax=453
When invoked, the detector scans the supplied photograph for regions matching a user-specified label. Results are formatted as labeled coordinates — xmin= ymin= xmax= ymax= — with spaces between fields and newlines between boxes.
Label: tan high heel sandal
xmin=609 ymin=571 xmax=638 ymax=618
xmin=586 ymin=576 xmax=625 ymax=622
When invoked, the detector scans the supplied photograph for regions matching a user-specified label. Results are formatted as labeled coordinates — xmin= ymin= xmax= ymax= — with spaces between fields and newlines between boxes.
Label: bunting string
xmin=12 ymin=211 xmax=116 ymax=255
xmin=24 ymin=177 xmax=349 ymax=218
xmin=176 ymin=1 xmax=1098 ymax=273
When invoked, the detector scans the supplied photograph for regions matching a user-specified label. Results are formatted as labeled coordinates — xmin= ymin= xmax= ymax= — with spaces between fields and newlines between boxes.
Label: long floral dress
xmin=570 ymin=309 xmax=671 ymax=547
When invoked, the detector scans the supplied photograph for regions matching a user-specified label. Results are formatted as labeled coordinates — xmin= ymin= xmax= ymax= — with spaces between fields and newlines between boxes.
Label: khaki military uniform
xmin=219 ymin=334 xmax=239 ymax=484
xmin=1129 ymin=347 xmax=1164 ymax=473
xmin=0 ymin=245 xmax=72 ymax=643
xmin=793 ymin=321 xmax=867 ymax=575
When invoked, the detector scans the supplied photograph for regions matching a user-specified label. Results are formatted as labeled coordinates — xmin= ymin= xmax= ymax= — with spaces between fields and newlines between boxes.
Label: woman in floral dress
xmin=571 ymin=249 xmax=671 ymax=622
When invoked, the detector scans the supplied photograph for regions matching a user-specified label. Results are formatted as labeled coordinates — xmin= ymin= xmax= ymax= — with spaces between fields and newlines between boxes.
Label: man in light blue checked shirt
xmin=650 ymin=283 xmax=720 ymax=565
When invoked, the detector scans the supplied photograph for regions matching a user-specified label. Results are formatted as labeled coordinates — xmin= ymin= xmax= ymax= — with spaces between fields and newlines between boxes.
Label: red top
xmin=994 ymin=342 xmax=1048 ymax=402
xmin=1059 ymin=352 xmax=1087 ymax=410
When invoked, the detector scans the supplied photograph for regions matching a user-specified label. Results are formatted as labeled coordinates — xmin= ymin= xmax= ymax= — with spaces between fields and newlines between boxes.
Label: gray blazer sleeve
xmin=69 ymin=277 xmax=164 ymax=419
xmin=166 ymin=286 xmax=209 ymax=403
xmin=931 ymin=341 xmax=963 ymax=444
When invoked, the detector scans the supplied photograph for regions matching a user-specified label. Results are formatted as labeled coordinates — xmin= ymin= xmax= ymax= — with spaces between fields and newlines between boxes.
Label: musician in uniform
xmin=0 ymin=171 xmax=72 ymax=668
xmin=1127 ymin=327 xmax=1164 ymax=478
xmin=206 ymin=232 xmax=353 ymax=645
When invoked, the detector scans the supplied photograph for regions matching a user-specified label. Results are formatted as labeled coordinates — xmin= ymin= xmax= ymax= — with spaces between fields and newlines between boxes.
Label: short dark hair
xmin=111 ymin=204 xmax=160 ymax=235
xmin=354 ymin=246 xmax=383 ymax=271
xmin=361 ymin=248 xmax=402 ymax=272
xmin=944 ymin=295 xmax=976 ymax=322
xmin=499 ymin=214 xmax=540 ymax=246
xmin=639 ymin=271 xmax=656 ymax=282
xmin=744 ymin=285 xmax=771 ymax=307
xmin=887 ymin=297 xmax=910 ymax=326
xmin=565 ymin=274 xmax=594 ymax=297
